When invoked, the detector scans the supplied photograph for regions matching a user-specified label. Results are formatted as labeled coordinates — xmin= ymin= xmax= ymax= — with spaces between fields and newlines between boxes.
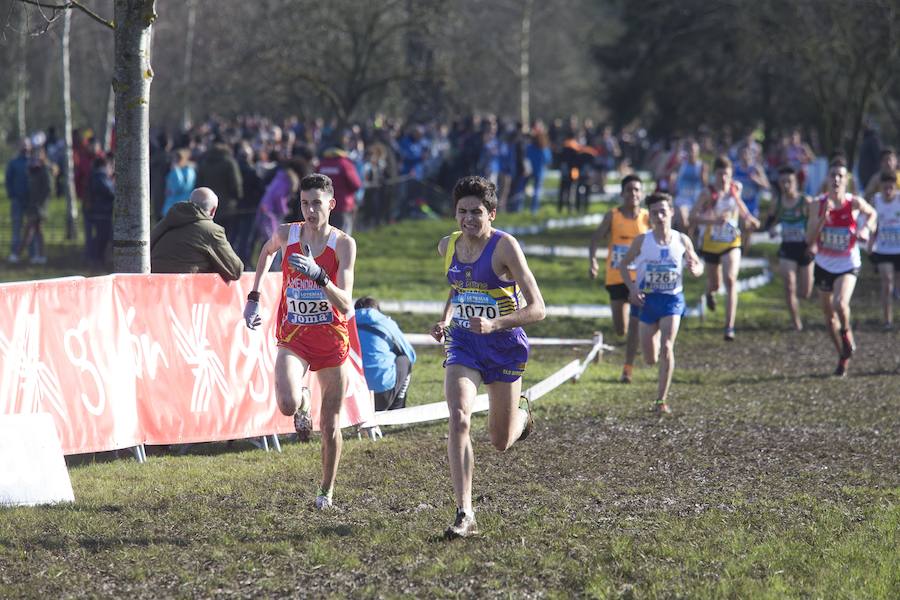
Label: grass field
xmin=1 ymin=179 xmax=898 ymax=598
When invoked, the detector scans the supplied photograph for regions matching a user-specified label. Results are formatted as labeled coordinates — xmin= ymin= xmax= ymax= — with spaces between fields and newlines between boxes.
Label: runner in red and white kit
xmin=806 ymin=159 xmax=877 ymax=376
xmin=244 ymin=173 xmax=358 ymax=509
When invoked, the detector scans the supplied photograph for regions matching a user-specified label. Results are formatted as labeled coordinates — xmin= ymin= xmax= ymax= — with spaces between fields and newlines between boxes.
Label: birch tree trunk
xmin=62 ymin=9 xmax=78 ymax=240
xmin=112 ymin=0 xmax=156 ymax=273
xmin=16 ymin=20 xmax=27 ymax=140
xmin=182 ymin=0 xmax=197 ymax=130
xmin=519 ymin=0 xmax=533 ymax=128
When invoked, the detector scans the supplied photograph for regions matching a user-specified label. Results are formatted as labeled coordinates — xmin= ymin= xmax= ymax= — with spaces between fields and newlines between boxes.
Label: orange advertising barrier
xmin=0 ymin=273 xmax=375 ymax=454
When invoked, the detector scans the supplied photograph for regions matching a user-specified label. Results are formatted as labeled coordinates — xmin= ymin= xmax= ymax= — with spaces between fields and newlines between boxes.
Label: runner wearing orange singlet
xmin=589 ymin=174 xmax=649 ymax=383
xmin=243 ymin=173 xmax=357 ymax=510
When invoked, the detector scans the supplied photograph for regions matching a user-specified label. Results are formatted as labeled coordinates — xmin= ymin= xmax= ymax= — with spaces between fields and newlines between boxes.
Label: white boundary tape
xmin=381 ymin=260 xmax=772 ymax=320
xmin=404 ymin=333 xmax=596 ymax=346
xmin=375 ymin=334 xmax=604 ymax=427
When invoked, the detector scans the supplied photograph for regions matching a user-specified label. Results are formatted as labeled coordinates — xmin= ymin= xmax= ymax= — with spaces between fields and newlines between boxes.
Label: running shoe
xmin=619 ymin=365 xmax=633 ymax=384
xmin=517 ymin=394 xmax=534 ymax=441
xmin=840 ymin=330 xmax=855 ymax=359
xmin=7 ymin=253 xmax=19 ymax=264
xmin=705 ymin=292 xmax=717 ymax=312
xmin=294 ymin=387 xmax=312 ymax=443
xmin=315 ymin=487 xmax=333 ymax=510
xmin=883 ymin=322 xmax=894 ymax=332
xmin=724 ymin=327 xmax=735 ymax=342
xmin=834 ymin=357 xmax=849 ymax=377
xmin=651 ymin=401 xmax=672 ymax=415
xmin=444 ymin=509 xmax=478 ymax=539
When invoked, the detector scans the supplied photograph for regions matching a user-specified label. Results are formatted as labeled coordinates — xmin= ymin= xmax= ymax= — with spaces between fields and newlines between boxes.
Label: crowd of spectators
xmin=5 ymin=114 xmax=899 ymax=271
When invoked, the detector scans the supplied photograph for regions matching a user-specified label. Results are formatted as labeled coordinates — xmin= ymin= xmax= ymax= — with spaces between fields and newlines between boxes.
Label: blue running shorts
xmin=638 ymin=292 xmax=686 ymax=325
xmin=444 ymin=326 xmax=529 ymax=384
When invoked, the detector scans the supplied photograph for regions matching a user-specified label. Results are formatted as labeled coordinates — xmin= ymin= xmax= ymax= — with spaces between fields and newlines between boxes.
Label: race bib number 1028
xmin=285 ymin=287 xmax=333 ymax=325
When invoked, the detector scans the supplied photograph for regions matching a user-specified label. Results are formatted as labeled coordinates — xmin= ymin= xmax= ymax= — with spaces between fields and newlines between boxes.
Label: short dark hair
xmin=881 ymin=171 xmax=897 ymax=183
xmin=645 ymin=192 xmax=672 ymax=207
xmin=829 ymin=156 xmax=847 ymax=169
xmin=778 ymin=166 xmax=797 ymax=177
xmin=880 ymin=147 xmax=896 ymax=158
xmin=300 ymin=173 xmax=334 ymax=195
xmin=452 ymin=175 xmax=497 ymax=211
xmin=354 ymin=296 xmax=379 ymax=310
xmin=621 ymin=174 xmax=642 ymax=188
xmin=713 ymin=155 xmax=732 ymax=171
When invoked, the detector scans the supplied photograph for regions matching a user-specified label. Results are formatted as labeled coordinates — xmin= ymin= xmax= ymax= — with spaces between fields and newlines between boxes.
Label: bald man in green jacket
xmin=150 ymin=187 xmax=244 ymax=281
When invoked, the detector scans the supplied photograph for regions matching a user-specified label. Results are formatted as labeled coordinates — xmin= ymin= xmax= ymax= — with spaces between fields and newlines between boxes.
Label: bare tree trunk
xmin=62 ymin=9 xmax=78 ymax=240
xmin=112 ymin=0 xmax=156 ymax=273
xmin=16 ymin=20 xmax=27 ymax=140
xmin=104 ymin=83 xmax=115 ymax=151
xmin=519 ymin=0 xmax=532 ymax=128
xmin=182 ymin=0 xmax=197 ymax=130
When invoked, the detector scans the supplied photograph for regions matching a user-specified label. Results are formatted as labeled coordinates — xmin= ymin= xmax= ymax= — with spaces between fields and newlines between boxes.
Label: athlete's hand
xmin=686 ymin=253 xmax=704 ymax=277
xmin=745 ymin=216 xmax=761 ymax=230
xmin=289 ymin=244 xmax=324 ymax=281
xmin=468 ymin=316 xmax=497 ymax=334
xmin=243 ymin=300 xmax=262 ymax=330
xmin=856 ymin=229 xmax=870 ymax=245
xmin=430 ymin=321 xmax=447 ymax=342
xmin=628 ymin=289 xmax=645 ymax=307
xmin=589 ymin=258 xmax=599 ymax=279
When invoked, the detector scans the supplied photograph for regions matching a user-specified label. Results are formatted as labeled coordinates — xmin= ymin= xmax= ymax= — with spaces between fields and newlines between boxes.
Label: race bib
xmin=781 ymin=221 xmax=806 ymax=242
xmin=821 ymin=226 xmax=851 ymax=252
xmin=610 ymin=244 xmax=631 ymax=270
xmin=878 ymin=226 xmax=900 ymax=250
xmin=285 ymin=287 xmax=333 ymax=325
xmin=710 ymin=222 xmax=738 ymax=243
xmin=451 ymin=291 xmax=499 ymax=329
xmin=641 ymin=263 xmax=679 ymax=293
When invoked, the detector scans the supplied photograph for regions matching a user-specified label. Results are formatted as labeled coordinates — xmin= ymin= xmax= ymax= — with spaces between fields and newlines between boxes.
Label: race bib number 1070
xmin=452 ymin=291 xmax=499 ymax=328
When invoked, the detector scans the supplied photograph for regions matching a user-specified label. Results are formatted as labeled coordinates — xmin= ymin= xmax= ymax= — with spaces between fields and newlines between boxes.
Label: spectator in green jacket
xmin=150 ymin=187 xmax=243 ymax=281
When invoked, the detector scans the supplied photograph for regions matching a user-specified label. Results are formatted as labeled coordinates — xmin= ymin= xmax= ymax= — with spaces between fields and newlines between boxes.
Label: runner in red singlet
xmin=806 ymin=159 xmax=877 ymax=376
xmin=243 ymin=173 xmax=358 ymax=509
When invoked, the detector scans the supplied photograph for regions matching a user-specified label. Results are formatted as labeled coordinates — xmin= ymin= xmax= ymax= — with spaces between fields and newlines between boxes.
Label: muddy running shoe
xmin=315 ymin=487 xmax=333 ymax=510
xmin=834 ymin=357 xmax=849 ymax=377
xmin=444 ymin=509 xmax=478 ymax=540
xmin=517 ymin=395 xmax=534 ymax=441
xmin=294 ymin=387 xmax=312 ymax=443
xmin=839 ymin=329 xmax=855 ymax=359
xmin=706 ymin=292 xmax=717 ymax=312
xmin=724 ymin=327 xmax=735 ymax=342
xmin=619 ymin=365 xmax=633 ymax=384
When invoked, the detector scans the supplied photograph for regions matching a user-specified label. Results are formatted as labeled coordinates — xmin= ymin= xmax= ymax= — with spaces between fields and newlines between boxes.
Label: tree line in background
xmin=4 ymin=0 xmax=899 ymax=158
xmin=0 ymin=0 xmax=607 ymax=142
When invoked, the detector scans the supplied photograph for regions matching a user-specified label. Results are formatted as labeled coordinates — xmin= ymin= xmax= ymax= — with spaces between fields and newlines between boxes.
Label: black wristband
xmin=315 ymin=272 xmax=330 ymax=288
xmin=247 ymin=291 xmax=261 ymax=302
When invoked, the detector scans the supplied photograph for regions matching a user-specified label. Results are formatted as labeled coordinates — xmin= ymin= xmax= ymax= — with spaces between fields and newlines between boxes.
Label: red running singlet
xmin=276 ymin=223 xmax=349 ymax=370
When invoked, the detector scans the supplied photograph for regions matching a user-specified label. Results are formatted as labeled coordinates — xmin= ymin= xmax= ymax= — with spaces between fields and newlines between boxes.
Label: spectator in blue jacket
xmin=5 ymin=138 xmax=32 ymax=263
xmin=354 ymin=296 xmax=416 ymax=411
xmin=526 ymin=127 xmax=552 ymax=214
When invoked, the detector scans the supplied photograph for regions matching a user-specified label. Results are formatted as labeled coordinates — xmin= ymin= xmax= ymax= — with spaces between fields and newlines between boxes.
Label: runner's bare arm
xmin=734 ymin=194 xmax=761 ymax=228
xmin=619 ymin=235 xmax=645 ymax=306
xmin=805 ymin=202 xmax=823 ymax=250
xmin=682 ymin=233 xmax=704 ymax=277
xmin=690 ymin=191 xmax=719 ymax=225
xmin=324 ymin=234 xmax=356 ymax=314
xmin=250 ymin=223 xmax=290 ymax=294
xmin=589 ymin=211 xmax=613 ymax=279
xmin=431 ymin=290 xmax=454 ymax=342
xmin=431 ymin=236 xmax=453 ymax=341
xmin=469 ymin=235 xmax=545 ymax=333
